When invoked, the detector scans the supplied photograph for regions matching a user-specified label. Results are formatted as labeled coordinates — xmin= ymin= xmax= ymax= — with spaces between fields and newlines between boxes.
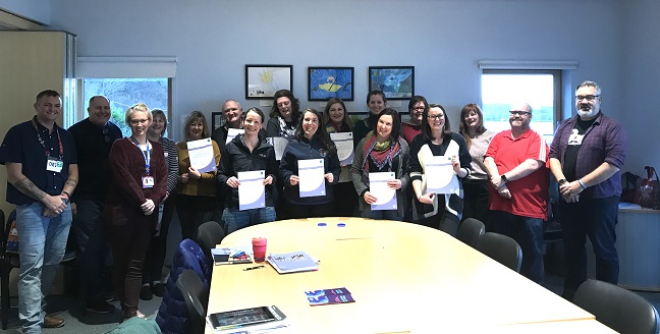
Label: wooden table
xmin=206 ymin=218 xmax=598 ymax=333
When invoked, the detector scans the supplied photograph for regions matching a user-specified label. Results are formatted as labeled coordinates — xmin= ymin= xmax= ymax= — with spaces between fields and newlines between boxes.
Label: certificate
xmin=425 ymin=155 xmax=460 ymax=195
xmin=370 ymin=172 xmax=397 ymax=211
xmin=187 ymin=138 xmax=216 ymax=173
xmin=238 ymin=170 xmax=266 ymax=211
xmin=267 ymin=137 xmax=290 ymax=161
xmin=298 ymin=159 xmax=326 ymax=198
xmin=226 ymin=128 xmax=244 ymax=144
xmin=330 ymin=132 xmax=354 ymax=165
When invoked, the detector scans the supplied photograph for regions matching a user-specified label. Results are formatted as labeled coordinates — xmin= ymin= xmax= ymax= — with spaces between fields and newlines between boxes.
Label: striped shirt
xmin=159 ymin=137 xmax=179 ymax=195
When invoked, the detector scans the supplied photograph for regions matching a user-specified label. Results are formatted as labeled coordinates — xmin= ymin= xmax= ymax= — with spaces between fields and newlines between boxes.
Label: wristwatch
xmin=558 ymin=179 xmax=567 ymax=185
xmin=500 ymin=174 xmax=508 ymax=183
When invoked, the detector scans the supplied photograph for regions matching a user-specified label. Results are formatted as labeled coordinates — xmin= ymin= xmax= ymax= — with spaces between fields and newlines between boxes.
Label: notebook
xmin=266 ymin=251 xmax=319 ymax=274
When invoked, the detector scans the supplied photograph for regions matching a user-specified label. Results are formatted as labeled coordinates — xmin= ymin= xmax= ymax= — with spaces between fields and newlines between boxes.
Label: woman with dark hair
xmin=278 ymin=108 xmax=340 ymax=219
xmin=351 ymin=108 xmax=409 ymax=221
xmin=218 ymin=107 xmax=278 ymax=234
xmin=266 ymin=89 xmax=300 ymax=138
xmin=175 ymin=111 xmax=221 ymax=241
xmin=105 ymin=103 xmax=167 ymax=320
xmin=352 ymin=90 xmax=386 ymax=147
xmin=407 ymin=104 xmax=471 ymax=236
xmin=141 ymin=109 xmax=178 ymax=300
xmin=459 ymin=104 xmax=495 ymax=228
xmin=323 ymin=98 xmax=357 ymax=217
xmin=401 ymin=96 xmax=428 ymax=144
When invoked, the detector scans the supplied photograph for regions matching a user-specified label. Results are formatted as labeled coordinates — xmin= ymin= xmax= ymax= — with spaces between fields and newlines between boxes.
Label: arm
xmin=560 ymin=162 xmax=620 ymax=198
xmin=397 ymin=142 xmax=410 ymax=194
xmin=6 ymin=162 xmax=66 ymax=212
xmin=165 ymin=139 xmax=179 ymax=195
xmin=151 ymin=144 xmax=169 ymax=205
xmin=454 ymin=134 xmax=472 ymax=178
xmin=501 ymin=159 xmax=543 ymax=182
xmin=62 ymin=164 xmax=78 ymax=199
xmin=326 ymin=149 xmax=341 ymax=185
xmin=110 ymin=141 xmax=147 ymax=207
xmin=265 ymin=147 xmax=279 ymax=187
xmin=216 ymin=144 xmax=233 ymax=187
xmin=350 ymin=139 xmax=369 ymax=197
xmin=278 ymin=145 xmax=295 ymax=187
xmin=266 ymin=118 xmax=279 ymax=137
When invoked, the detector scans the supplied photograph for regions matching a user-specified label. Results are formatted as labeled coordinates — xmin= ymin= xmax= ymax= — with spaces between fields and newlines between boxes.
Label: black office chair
xmin=196 ymin=221 xmax=225 ymax=261
xmin=573 ymin=279 xmax=659 ymax=334
xmin=456 ymin=218 xmax=485 ymax=249
xmin=477 ymin=232 xmax=523 ymax=273
xmin=176 ymin=269 xmax=209 ymax=334
xmin=0 ymin=209 xmax=20 ymax=330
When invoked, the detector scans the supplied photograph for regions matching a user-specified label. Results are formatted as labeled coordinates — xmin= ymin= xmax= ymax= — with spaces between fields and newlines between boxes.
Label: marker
xmin=243 ymin=265 xmax=265 ymax=271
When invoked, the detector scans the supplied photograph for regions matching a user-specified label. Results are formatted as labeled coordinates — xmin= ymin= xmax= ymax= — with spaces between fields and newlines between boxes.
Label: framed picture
xmin=245 ymin=65 xmax=293 ymax=100
xmin=368 ymin=66 xmax=415 ymax=100
xmin=308 ymin=67 xmax=354 ymax=101
xmin=211 ymin=111 xmax=223 ymax=131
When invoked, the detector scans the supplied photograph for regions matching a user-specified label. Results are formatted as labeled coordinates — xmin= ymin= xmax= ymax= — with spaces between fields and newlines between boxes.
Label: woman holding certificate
xmin=176 ymin=111 xmax=221 ymax=241
xmin=217 ymin=108 xmax=278 ymax=234
xmin=323 ymin=98 xmax=358 ymax=217
xmin=105 ymin=103 xmax=167 ymax=320
xmin=279 ymin=108 xmax=341 ymax=219
xmin=351 ymin=108 xmax=409 ymax=221
xmin=408 ymin=104 xmax=471 ymax=236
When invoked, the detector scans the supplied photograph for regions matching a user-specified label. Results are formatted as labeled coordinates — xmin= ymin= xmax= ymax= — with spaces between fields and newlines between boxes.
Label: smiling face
xmin=34 ymin=95 xmax=62 ymax=124
xmin=427 ymin=107 xmax=445 ymax=134
xmin=409 ymin=101 xmax=425 ymax=125
xmin=223 ymin=100 xmax=242 ymax=128
xmin=276 ymin=97 xmax=293 ymax=121
xmin=243 ymin=110 xmax=263 ymax=136
xmin=302 ymin=111 xmax=319 ymax=139
xmin=508 ymin=103 xmax=532 ymax=131
xmin=575 ymin=85 xmax=602 ymax=119
xmin=376 ymin=114 xmax=393 ymax=142
xmin=149 ymin=114 xmax=166 ymax=137
xmin=368 ymin=94 xmax=386 ymax=116
xmin=188 ymin=120 xmax=205 ymax=140
xmin=328 ymin=103 xmax=345 ymax=124
xmin=129 ymin=111 xmax=151 ymax=137
xmin=463 ymin=109 xmax=480 ymax=130
xmin=87 ymin=96 xmax=111 ymax=126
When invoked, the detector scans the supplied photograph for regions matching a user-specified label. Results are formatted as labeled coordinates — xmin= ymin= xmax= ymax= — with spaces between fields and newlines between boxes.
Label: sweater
xmin=175 ymin=140 xmax=221 ymax=197
xmin=464 ymin=130 xmax=495 ymax=181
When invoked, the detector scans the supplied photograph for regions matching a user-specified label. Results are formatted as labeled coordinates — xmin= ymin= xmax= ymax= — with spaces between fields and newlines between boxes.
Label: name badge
xmin=46 ymin=158 xmax=63 ymax=173
xmin=142 ymin=176 xmax=155 ymax=189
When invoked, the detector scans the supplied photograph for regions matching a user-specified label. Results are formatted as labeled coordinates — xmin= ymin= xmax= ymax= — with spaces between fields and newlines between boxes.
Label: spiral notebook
xmin=266 ymin=251 xmax=319 ymax=274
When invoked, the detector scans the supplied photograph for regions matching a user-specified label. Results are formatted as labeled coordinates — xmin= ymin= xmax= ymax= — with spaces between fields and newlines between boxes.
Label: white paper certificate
xmin=298 ymin=159 xmax=325 ymax=198
xmin=187 ymin=138 xmax=216 ymax=173
xmin=330 ymin=132 xmax=354 ymax=165
xmin=370 ymin=172 xmax=397 ymax=211
xmin=267 ymin=137 xmax=290 ymax=161
xmin=226 ymin=128 xmax=244 ymax=144
xmin=238 ymin=170 xmax=266 ymax=211
xmin=425 ymin=155 xmax=460 ymax=195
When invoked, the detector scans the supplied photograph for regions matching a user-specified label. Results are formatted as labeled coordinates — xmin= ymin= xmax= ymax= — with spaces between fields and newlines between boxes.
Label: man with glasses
xmin=549 ymin=81 xmax=627 ymax=300
xmin=68 ymin=95 xmax=122 ymax=314
xmin=484 ymin=102 xmax=549 ymax=284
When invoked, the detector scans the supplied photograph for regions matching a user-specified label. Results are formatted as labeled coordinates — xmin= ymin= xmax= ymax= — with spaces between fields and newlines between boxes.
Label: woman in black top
xmin=266 ymin=89 xmax=300 ymax=138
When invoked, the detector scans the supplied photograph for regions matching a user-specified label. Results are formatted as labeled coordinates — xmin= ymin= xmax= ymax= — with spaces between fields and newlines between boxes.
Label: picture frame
xmin=368 ymin=66 xmax=415 ymax=100
xmin=245 ymin=65 xmax=293 ymax=100
xmin=308 ymin=67 xmax=354 ymax=101
xmin=211 ymin=111 xmax=223 ymax=131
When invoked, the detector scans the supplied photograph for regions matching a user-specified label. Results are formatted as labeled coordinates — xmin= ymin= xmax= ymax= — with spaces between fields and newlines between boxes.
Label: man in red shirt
xmin=484 ymin=102 xmax=549 ymax=284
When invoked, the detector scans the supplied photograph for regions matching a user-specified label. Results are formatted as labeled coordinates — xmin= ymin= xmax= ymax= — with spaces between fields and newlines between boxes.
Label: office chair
xmin=176 ymin=269 xmax=209 ymax=334
xmin=477 ymin=232 xmax=523 ymax=273
xmin=456 ymin=218 xmax=485 ymax=249
xmin=196 ymin=221 xmax=225 ymax=260
xmin=573 ymin=279 xmax=659 ymax=334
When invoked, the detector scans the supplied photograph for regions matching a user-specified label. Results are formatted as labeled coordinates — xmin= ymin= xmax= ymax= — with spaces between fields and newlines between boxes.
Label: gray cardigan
xmin=350 ymin=137 xmax=410 ymax=216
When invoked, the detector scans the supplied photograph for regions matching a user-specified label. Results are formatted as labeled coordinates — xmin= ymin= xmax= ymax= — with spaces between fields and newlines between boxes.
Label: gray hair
xmin=576 ymin=80 xmax=601 ymax=95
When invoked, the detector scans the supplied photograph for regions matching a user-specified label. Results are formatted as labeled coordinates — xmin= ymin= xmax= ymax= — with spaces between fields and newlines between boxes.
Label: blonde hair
xmin=125 ymin=102 xmax=152 ymax=124
xmin=183 ymin=110 xmax=210 ymax=141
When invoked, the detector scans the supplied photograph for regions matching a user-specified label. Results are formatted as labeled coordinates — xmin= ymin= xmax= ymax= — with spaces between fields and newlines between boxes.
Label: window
xmin=481 ymin=69 xmax=561 ymax=143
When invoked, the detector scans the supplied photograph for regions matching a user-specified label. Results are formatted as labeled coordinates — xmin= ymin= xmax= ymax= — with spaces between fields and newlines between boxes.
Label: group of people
xmin=0 ymin=79 xmax=626 ymax=333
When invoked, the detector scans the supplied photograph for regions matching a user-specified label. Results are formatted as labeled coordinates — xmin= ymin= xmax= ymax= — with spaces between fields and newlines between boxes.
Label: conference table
xmin=206 ymin=218 xmax=609 ymax=333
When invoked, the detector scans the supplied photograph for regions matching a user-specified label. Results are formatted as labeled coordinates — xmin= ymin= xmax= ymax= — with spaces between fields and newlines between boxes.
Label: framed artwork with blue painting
xmin=308 ymin=67 xmax=354 ymax=101
xmin=368 ymin=66 xmax=415 ymax=100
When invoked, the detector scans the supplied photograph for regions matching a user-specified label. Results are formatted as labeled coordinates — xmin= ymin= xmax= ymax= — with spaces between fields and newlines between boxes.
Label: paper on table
xmin=238 ymin=170 xmax=266 ymax=211
xmin=426 ymin=155 xmax=460 ymax=195
xmin=370 ymin=172 xmax=397 ymax=211
xmin=225 ymin=128 xmax=244 ymax=144
xmin=187 ymin=138 xmax=216 ymax=173
xmin=298 ymin=159 xmax=326 ymax=198
xmin=266 ymin=137 xmax=290 ymax=161
xmin=330 ymin=132 xmax=354 ymax=165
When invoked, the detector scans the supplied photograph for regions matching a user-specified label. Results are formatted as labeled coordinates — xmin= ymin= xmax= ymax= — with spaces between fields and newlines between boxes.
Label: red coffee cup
xmin=252 ymin=237 xmax=267 ymax=262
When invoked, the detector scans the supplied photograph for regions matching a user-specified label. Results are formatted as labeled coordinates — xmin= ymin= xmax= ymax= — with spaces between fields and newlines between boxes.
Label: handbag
xmin=636 ymin=166 xmax=660 ymax=210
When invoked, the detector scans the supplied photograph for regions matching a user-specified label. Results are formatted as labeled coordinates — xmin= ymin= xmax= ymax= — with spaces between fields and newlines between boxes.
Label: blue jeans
xmin=222 ymin=207 xmax=276 ymax=235
xmin=560 ymin=197 xmax=619 ymax=299
xmin=16 ymin=201 xmax=72 ymax=334
xmin=491 ymin=210 xmax=545 ymax=284
xmin=361 ymin=208 xmax=402 ymax=221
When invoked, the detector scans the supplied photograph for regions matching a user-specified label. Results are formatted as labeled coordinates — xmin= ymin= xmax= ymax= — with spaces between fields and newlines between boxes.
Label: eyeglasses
xmin=411 ymin=107 xmax=425 ymax=111
xmin=509 ymin=111 xmax=531 ymax=116
xmin=427 ymin=114 xmax=444 ymax=120
xmin=576 ymin=95 xmax=600 ymax=101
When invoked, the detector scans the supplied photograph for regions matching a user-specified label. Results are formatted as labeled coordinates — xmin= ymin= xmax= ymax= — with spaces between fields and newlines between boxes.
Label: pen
xmin=243 ymin=265 xmax=265 ymax=271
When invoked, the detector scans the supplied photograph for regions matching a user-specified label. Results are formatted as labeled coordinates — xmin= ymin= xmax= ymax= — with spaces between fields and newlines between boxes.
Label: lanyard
xmin=31 ymin=118 xmax=63 ymax=159
xmin=131 ymin=137 xmax=151 ymax=175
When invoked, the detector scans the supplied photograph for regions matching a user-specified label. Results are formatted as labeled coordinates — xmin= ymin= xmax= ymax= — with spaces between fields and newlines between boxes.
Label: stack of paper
xmin=267 ymin=251 xmax=319 ymax=274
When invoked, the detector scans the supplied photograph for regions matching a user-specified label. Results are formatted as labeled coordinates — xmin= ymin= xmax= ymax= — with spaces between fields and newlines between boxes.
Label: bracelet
xmin=578 ymin=179 xmax=588 ymax=189
xmin=61 ymin=191 xmax=71 ymax=199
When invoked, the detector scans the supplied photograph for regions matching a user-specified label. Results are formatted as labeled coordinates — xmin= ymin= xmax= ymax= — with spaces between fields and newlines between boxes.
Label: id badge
xmin=142 ymin=176 xmax=155 ymax=189
xmin=46 ymin=158 xmax=63 ymax=173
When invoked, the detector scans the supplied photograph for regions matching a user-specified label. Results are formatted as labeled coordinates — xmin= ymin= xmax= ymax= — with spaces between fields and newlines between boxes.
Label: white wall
xmin=0 ymin=0 xmax=50 ymax=25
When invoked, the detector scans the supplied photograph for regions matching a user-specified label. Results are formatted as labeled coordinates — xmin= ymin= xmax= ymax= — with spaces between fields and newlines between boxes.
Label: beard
xmin=577 ymin=108 xmax=598 ymax=118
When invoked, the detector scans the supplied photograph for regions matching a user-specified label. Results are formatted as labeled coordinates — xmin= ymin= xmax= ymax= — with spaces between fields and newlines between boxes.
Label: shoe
xmin=87 ymin=299 xmax=116 ymax=314
xmin=140 ymin=284 xmax=153 ymax=300
xmin=151 ymin=282 xmax=165 ymax=297
xmin=44 ymin=315 xmax=65 ymax=328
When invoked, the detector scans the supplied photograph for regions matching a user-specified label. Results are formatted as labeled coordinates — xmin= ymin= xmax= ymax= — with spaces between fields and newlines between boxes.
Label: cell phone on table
xmin=206 ymin=305 xmax=288 ymax=333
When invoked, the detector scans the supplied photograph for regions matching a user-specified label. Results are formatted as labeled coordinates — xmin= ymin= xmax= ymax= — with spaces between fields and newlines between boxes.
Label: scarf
xmin=325 ymin=121 xmax=350 ymax=134
xmin=361 ymin=131 xmax=401 ymax=174
xmin=277 ymin=116 xmax=296 ymax=138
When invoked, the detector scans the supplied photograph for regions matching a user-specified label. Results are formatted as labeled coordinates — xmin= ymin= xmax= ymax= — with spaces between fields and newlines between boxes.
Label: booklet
xmin=212 ymin=247 xmax=253 ymax=265
xmin=305 ymin=288 xmax=355 ymax=306
xmin=267 ymin=251 xmax=319 ymax=274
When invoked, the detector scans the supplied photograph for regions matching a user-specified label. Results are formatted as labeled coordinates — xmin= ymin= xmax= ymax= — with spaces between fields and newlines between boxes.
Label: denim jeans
xmin=491 ymin=210 xmax=545 ymax=284
xmin=361 ymin=208 xmax=402 ymax=221
xmin=222 ymin=207 xmax=276 ymax=235
xmin=560 ymin=197 xmax=619 ymax=299
xmin=16 ymin=201 xmax=72 ymax=334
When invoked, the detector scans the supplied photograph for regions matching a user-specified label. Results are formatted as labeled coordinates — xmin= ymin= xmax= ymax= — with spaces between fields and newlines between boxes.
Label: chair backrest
xmin=456 ymin=218 xmax=485 ymax=249
xmin=477 ymin=232 xmax=523 ymax=273
xmin=176 ymin=269 xmax=209 ymax=334
xmin=573 ymin=279 xmax=659 ymax=334
xmin=196 ymin=221 xmax=225 ymax=260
